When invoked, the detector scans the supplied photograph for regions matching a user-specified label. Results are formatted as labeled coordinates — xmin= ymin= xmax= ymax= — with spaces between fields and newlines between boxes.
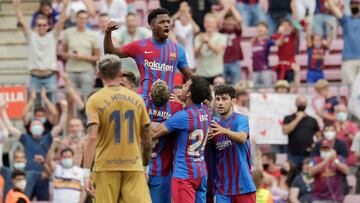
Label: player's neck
xmin=184 ymin=99 xmax=194 ymax=108
xmin=103 ymin=80 xmax=120 ymax=87
xmin=152 ymin=36 xmax=167 ymax=44
xmin=220 ymin=108 xmax=234 ymax=121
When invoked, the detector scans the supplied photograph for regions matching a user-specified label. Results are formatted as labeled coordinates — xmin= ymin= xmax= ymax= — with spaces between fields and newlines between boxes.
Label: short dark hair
xmin=257 ymin=21 xmax=268 ymax=28
xmin=279 ymin=18 xmax=291 ymax=26
xmin=214 ymin=85 xmax=236 ymax=99
xmin=98 ymin=54 xmax=122 ymax=80
xmin=122 ymin=71 xmax=137 ymax=86
xmin=34 ymin=106 xmax=45 ymax=114
xmin=189 ymin=76 xmax=211 ymax=104
xmin=12 ymin=170 xmax=26 ymax=179
xmin=60 ymin=148 xmax=74 ymax=157
xmin=264 ymin=152 xmax=276 ymax=163
xmin=40 ymin=0 xmax=52 ymax=8
xmin=147 ymin=8 xmax=170 ymax=25
xmin=76 ymin=10 xmax=88 ymax=17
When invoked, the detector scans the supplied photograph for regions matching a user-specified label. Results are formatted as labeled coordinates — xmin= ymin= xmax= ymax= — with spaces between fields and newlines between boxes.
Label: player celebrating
xmin=144 ymin=80 xmax=183 ymax=203
xmin=82 ymin=55 xmax=152 ymax=203
xmin=104 ymin=8 xmax=192 ymax=98
xmin=209 ymin=84 xmax=256 ymax=203
xmin=152 ymin=76 xmax=212 ymax=203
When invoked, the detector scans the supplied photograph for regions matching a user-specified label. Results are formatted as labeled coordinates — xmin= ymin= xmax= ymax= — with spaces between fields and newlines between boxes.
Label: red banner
xmin=0 ymin=86 xmax=27 ymax=119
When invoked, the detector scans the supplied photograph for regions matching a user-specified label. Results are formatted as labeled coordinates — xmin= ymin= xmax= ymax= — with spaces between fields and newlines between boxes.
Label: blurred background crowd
xmin=0 ymin=0 xmax=359 ymax=202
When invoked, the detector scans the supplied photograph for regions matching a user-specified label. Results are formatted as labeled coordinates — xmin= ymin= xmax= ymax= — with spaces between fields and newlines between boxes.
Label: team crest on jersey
xmin=170 ymin=52 xmax=176 ymax=60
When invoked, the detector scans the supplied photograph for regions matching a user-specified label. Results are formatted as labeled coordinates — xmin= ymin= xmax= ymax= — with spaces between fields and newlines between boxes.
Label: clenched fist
xmin=105 ymin=21 xmax=119 ymax=33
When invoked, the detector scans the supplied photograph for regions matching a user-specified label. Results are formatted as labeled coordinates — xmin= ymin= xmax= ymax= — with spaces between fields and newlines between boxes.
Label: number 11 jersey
xmin=86 ymin=86 xmax=150 ymax=172
xmin=164 ymin=104 xmax=211 ymax=179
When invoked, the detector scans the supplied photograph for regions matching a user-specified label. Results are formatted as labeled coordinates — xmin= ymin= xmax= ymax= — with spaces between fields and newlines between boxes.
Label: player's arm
xmin=152 ymin=123 xmax=170 ymax=139
xmin=104 ymin=22 xmax=128 ymax=58
xmin=141 ymin=124 xmax=152 ymax=166
xmin=13 ymin=0 xmax=30 ymax=38
xmin=211 ymin=121 xmax=247 ymax=144
xmin=179 ymin=67 xmax=192 ymax=81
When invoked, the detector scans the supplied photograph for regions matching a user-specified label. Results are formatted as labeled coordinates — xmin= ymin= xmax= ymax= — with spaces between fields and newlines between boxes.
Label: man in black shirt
xmin=267 ymin=0 xmax=296 ymax=34
xmin=283 ymin=96 xmax=320 ymax=170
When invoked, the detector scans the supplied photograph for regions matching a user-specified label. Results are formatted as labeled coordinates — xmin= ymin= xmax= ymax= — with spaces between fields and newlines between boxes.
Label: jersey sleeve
xmin=164 ymin=110 xmax=188 ymax=133
xmin=120 ymin=40 xmax=140 ymax=58
xmin=177 ymin=45 xmax=189 ymax=69
xmin=235 ymin=115 xmax=249 ymax=135
xmin=85 ymin=97 xmax=100 ymax=126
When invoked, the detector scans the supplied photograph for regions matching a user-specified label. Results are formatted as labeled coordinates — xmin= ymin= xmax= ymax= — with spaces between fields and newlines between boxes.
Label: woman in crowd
xmin=289 ymin=158 xmax=314 ymax=203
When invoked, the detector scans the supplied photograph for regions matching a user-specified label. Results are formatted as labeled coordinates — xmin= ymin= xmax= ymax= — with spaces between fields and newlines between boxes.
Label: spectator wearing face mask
xmin=310 ymin=140 xmax=349 ymax=203
xmin=47 ymin=145 xmax=85 ymax=203
xmin=262 ymin=152 xmax=281 ymax=180
xmin=1 ymin=101 xmax=67 ymax=201
xmin=328 ymin=0 xmax=360 ymax=85
xmin=311 ymin=124 xmax=349 ymax=159
xmin=282 ymin=96 xmax=320 ymax=170
xmin=5 ymin=171 xmax=30 ymax=203
xmin=271 ymin=161 xmax=297 ymax=203
xmin=314 ymin=79 xmax=340 ymax=124
xmin=289 ymin=158 xmax=314 ymax=203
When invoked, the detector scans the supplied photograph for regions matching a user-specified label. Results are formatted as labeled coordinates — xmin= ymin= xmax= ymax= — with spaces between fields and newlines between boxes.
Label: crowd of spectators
xmin=0 ymin=0 xmax=359 ymax=202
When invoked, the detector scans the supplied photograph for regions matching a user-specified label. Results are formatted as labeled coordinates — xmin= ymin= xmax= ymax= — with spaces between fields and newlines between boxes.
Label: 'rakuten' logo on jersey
xmin=145 ymin=59 xmax=174 ymax=72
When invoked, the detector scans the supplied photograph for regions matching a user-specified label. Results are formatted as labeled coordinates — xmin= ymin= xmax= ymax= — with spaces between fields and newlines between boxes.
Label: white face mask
xmin=15 ymin=180 xmax=27 ymax=191
xmin=324 ymin=131 xmax=336 ymax=140
xmin=320 ymin=151 xmax=331 ymax=160
xmin=13 ymin=162 xmax=26 ymax=171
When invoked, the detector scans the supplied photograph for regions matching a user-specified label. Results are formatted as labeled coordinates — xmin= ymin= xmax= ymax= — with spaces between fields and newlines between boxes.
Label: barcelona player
xmin=82 ymin=55 xmax=152 ymax=203
xmin=152 ymin=76 xmax=212 ymax=203
xmin=144 ymin=80 xmax=183 ymax=203
xmin=104 ymin=8 xmax=192 ymax=98
xmin=209 ymin=84 xmax=256 ymax=203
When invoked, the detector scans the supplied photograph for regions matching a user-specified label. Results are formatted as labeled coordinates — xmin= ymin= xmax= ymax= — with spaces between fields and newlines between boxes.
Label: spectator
xmin=112 ymin=13 xmax=151 ymax=78
xmin=66 ymin=0 xmax=96 ymax=26
xmin=310 ymin=140 xmax=349 ymax=203
xmin=236 ymin=0 xmax=266 ymax=27
xmin=289 ymin=158 xmax=314 ymax=203
xmin=267 ymin=0 xmax=297 ymax=34
xmin=351 ymin=132 xmax=360 ymax=193
xmin=272 ymin=160 xmax=297 ymax=203
xmin=233 ymin=85 xmax=249 ymax=116
xmin=120 ymin=71 xmax=137 ymax=91
xmin=30 ymin=0 xmax=59 ymax=30
xmin=62 ymin=10 xmax=100 ymax=98
xmin=188 ymin=0 xmax=214 ymax=31
xmin=98 ymin=13 xmax=111 ymax=57
xmin=99 ymin=0 xmax=127 ymax=26
xmin=273 ymin=19 xmax=300 ymax=83
xmin=218 ymin=3 xmax=244 ymax=85
xmin=14 ymin=0 xmax=68 ymax=103
xmin=5 ymin=171 xmax=30 ymax=203
xmin=252 ymin=22 xmax=276 ymax=87
xmin=313 ymin=0 xmax=338 ymax=38
xmin=21 ymin=88 xmax=58 ymax=135
xmin=195 ymin=13 xmax=227 ymax=84
xmin=0 ymin=100 xmax=67 ymax=201
xmin=306 ymin=23 xmax=333 ymax=83
xmin=314 ymin=79 xmax=340 ymax=124
xmin=47 ymin=146 xmax=85 ymax=203
xmin=282 ymin=96 xmax=320 ymax=170
xmin=173 ymin=2 xmax=200 ymax=70
xmin=253 ymin=169 xmax=275 ymax=203
xmin=328 ymin=0 xmax=360 ymax=85
xmin=262 ymin=152 xmax=281 ymax=180
xmin=312 ymin=124 xmax=349 ymax=159
xmin=12 ymin=151 xmax=26 ymax=172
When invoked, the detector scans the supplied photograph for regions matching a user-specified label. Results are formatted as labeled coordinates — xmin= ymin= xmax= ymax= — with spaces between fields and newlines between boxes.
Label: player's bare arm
xmin=179 ymin=67 xmax=192 ymax=81
xmin=83 ymin=124 xmax=99 ymax=197
xmin=152 ymin=123 xmax=170 ymax=139
xmin=142 ymin=124 xmax=152 ymax=166
xmin=211 ymin=120 xmax=247 ymax=145
xmin=104 ymin=21 xmax=128 ymax=58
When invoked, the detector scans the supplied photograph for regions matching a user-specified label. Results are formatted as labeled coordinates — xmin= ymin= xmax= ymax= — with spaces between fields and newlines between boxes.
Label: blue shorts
xmin=307 ymin=70 xmax=324 ymax=83
xmin=148 ymin=175 xmax=172 ymax=203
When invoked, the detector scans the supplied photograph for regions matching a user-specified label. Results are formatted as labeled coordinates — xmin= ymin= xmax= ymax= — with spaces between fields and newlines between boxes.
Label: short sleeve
xmin=235 ymin=115 xmax=249 ymax=134
xmin=283 ymin=115 xmax=294 ymax=125
xmin=290 ymin=175 xmax=301 ymax=188
xmin=164 ymin=111 xmax=187 ymax=133
xmin=120 ymin=40 xmax=139 ymax=58
xmin=177 ymin=45 xmax=188 ymax=69
xmin=92 ymin=32 xmax=100 ymax=49
xmin=351 ymin=133 xmax=360 ymax=152
xmin=19 ymin=134 xmax=27 ymax=145
xmin=194 ymin=35 xmax=202 ymax=49
xmin=85 ymin=97 xmax=100 ymax=126
xmin=267 ymin=39 xmax=275 ymax=48
xmin=339 ymin=15 xmax=350 ymax=26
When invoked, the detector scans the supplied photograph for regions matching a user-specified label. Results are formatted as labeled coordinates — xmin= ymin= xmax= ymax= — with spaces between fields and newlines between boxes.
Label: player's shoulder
xmin=233 ymin=112 xmax=249 ymax=122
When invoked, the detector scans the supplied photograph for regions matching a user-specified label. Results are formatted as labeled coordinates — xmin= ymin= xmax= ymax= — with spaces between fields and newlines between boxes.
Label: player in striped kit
xmin=152 ymin=76 xmax=212 ymax=203
xmin=104 ymin=8 xmax=192 ymax=98
xmin=209 ymin=84 xmax=256 ymax=203
xmin=144 ymin=80 xmax=183 ymax=203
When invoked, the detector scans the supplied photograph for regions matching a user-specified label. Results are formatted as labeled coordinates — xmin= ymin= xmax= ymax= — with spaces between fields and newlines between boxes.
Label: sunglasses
xmin=36 ymin=24 xmax=48 ymax=27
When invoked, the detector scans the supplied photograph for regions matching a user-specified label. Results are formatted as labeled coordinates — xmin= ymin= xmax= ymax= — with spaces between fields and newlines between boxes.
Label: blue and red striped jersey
xmin=145 ymin=97 xmax=183 ymax=176
xmin=164 ymin=104 xmax=211 ymax=179
xmin=121 ymin=38 xmax=189 ymax=98
xmin=212 ymin=112 xmax=256 ymax=195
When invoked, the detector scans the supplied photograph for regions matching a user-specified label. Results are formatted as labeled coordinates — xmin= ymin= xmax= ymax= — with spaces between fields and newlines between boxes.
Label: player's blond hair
xmin=98 ymin=54 xmax=122 ymax=80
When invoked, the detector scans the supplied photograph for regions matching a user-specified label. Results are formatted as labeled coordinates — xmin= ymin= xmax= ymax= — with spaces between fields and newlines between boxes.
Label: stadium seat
xmin=330 ymin=39 xmax=344 ymax=53
xmin=343 ymin=194 xmax=360 ymax=203
xmin=347 ymin=175 xmax=357 ymax=194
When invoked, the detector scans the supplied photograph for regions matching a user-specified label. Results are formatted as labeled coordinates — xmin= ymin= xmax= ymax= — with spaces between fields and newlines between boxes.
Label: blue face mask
xmin=336 ymin=112 xmax=347 ymax=121
xmin=31 ymin=125 xmax=44 ymax=138
xmin=61 ymin=158 xmax=73 ymax=168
